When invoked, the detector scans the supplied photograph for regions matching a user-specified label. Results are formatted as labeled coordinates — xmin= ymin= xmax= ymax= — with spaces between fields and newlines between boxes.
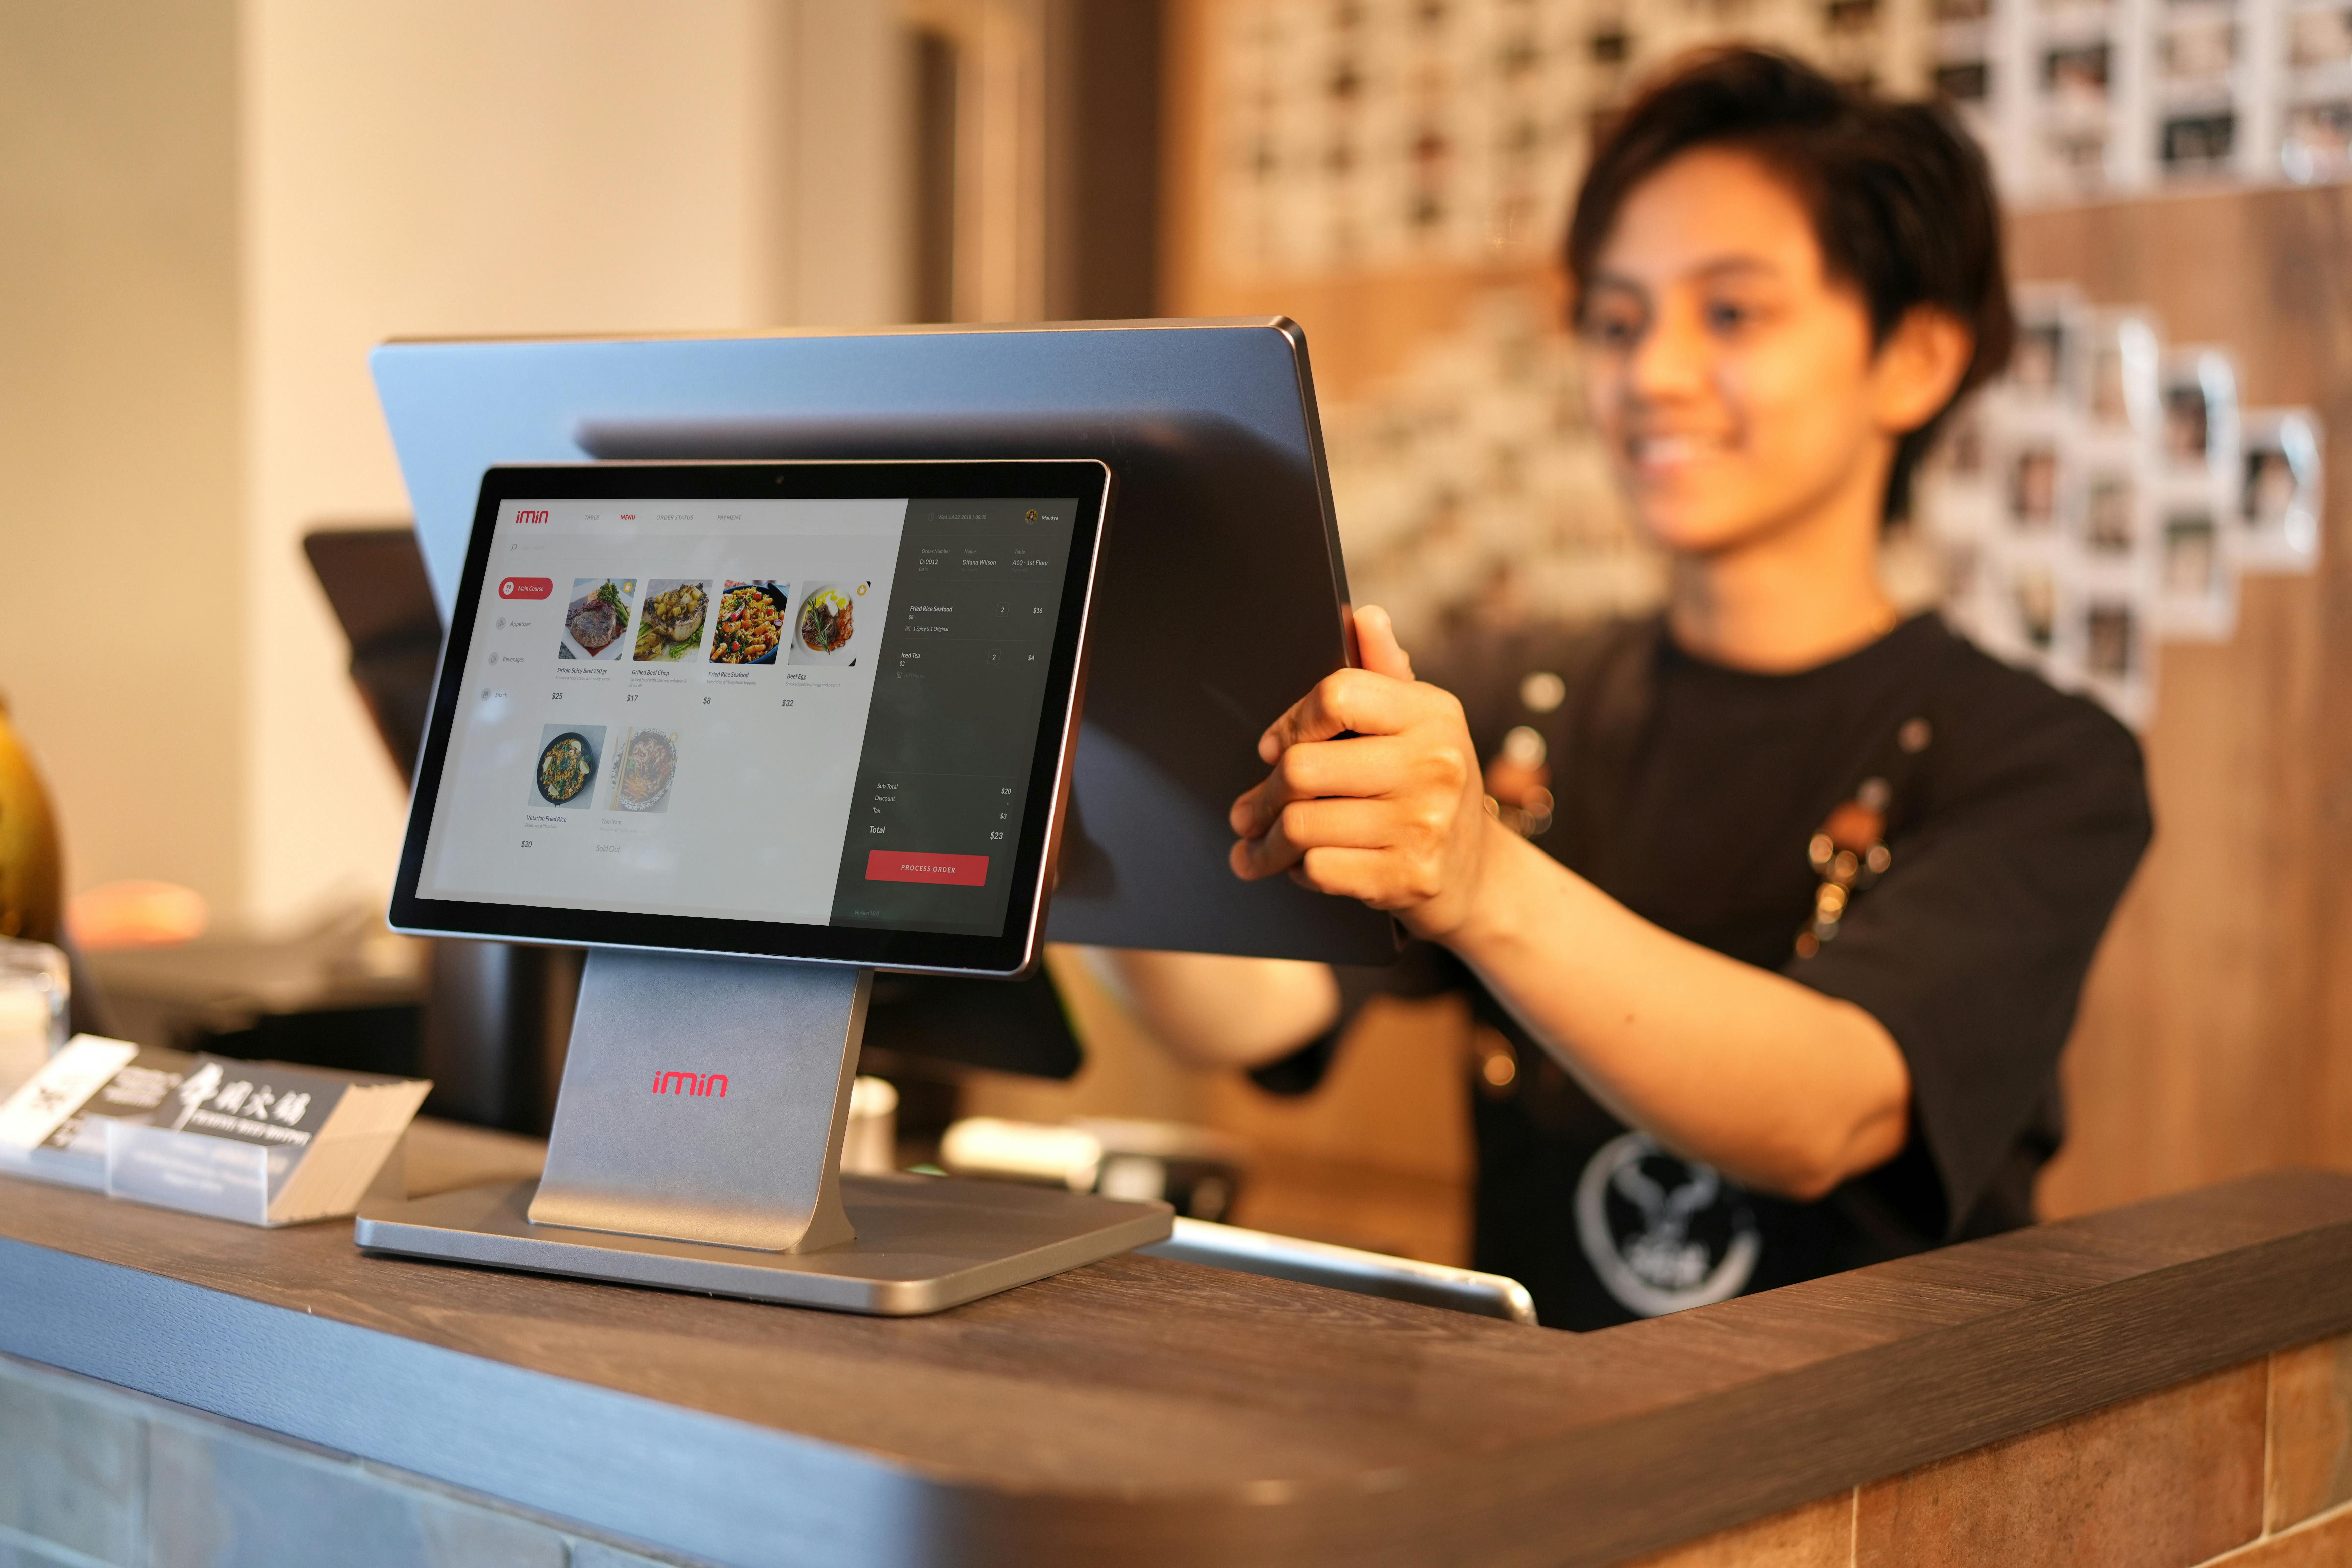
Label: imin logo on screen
xmin=652 ymin=1071 xmax=728 ymax=1099
xmin=514 ymin=509 xmax=549 ymax=526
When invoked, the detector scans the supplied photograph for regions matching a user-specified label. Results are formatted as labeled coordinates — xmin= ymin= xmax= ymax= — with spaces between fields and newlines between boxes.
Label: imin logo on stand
xmin=652 ymin=1072 xmax=728 ymax=1099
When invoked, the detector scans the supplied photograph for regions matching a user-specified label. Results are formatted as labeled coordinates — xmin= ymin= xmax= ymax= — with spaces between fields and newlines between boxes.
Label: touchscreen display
xmin=413 ymin=493 xmax=1081 ymax=939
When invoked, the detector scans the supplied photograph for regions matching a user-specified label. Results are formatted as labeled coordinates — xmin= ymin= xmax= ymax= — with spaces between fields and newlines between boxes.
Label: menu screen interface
xmin=415 ymin=494 xmax=1082 ymax=938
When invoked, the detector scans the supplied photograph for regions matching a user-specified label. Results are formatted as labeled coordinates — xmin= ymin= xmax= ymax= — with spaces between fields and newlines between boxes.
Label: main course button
xmin=865 ymin=851 xmax=989 ymax=887
xmin=499 ymin=576 xmax=554 ymax=600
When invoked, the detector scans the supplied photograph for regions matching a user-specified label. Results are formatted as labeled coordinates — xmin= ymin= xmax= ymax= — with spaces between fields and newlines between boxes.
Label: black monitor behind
xmin=301 ymin=528 xmax=442 ymax=778
xmin=860 ymin=971 xmax=1081 ymax=1079
xmin=303 ymin=527 xmax=1082 ymax=1138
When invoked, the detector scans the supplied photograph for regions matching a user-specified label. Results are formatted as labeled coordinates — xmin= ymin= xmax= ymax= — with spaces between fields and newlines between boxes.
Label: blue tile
xmin=147 ymin=1422 xmax=565 ymax=1568
xmin=0 ymin=1528 xmax=100 ymax=1567
xmin=568 ymin=1540 xmax=702 ymax=1568
xmin=568 ymin=1542 xmax=674 ymax=1568
xmin=0 ymin=1363 xmax=143 ymax=1565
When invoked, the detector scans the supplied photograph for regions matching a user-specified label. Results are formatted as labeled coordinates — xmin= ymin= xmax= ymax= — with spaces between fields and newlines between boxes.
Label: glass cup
xmin=0 ymin=938 xmax=70 ymax=1098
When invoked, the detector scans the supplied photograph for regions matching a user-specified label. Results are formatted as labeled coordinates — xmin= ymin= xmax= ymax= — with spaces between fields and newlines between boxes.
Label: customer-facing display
xmin=390 ymin=462 xmax=1110 ymax=976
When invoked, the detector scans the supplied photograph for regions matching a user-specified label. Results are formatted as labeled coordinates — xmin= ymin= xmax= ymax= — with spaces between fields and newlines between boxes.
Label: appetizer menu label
xmin=417 ymin=495 xmax=1078 ymax=937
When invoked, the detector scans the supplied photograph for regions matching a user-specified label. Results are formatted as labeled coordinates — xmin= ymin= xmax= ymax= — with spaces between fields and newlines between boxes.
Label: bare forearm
xmin=1450 ymin=821 xmax=1910 ymax=1199
xmin=1086 ymin=949 xmax=1341 ymax=1070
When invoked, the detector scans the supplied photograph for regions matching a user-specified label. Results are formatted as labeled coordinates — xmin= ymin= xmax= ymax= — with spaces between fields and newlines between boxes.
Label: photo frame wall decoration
xmin=2152 ymin=2 xmax=2248 ymax=185
xmin=2240 ymin=408 xmax=2327 ymax=569
xmin=1916 ymin=0 xmax=2346 ymax=198
xmin=2290 ymin=1 xmax=2352 ymax=70
xmin=1917 ymin=295 xmax=2321 ymax=730
xmin=2069 ymin=475 xmax=2161 ymax=724
xmin=1212 ymin=0 xmax=2352 ymax=287
xmin=1209 ymin=0 xmax=1932 ymax=280
xmin=1932 ymin=0 xmax=2001 ymax=175
xmin=2282 ymin=2 xmax=2352 ymax=178
xmin=1312 ymin=272 xmax=2317 ymax=738
xmin=1961 ymin=286 xmax=2096 ymax=678
xmin=2032 ymin=16 xmax=2125 ymax=196
xmin=2281 ymin=94 xmax=2352 ymax=176
xmin=2154 ymin=346 xmax=2244 ymax=639
xmin=2060 ymin=307 xmax=2165 ymax=724
xmin=2087 ymin=307 xmax=2166 ymax=433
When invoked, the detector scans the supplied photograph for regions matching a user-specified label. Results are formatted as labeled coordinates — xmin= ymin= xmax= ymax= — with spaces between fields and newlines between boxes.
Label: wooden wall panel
xmin=2010 ymin=186 xmax=2352 ymax=1216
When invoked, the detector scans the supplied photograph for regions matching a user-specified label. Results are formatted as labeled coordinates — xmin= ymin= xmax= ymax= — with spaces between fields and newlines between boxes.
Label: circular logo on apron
xmin=1575 ymin=1132 xmax=1761 ymax=1317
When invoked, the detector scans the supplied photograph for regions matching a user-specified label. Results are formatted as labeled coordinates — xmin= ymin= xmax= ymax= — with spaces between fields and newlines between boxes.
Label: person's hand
xmin=1227 ymin=605 xmax=1499 ymax=940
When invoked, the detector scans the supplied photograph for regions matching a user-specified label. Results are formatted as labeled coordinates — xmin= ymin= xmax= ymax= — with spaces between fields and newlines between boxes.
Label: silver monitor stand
xmin=355 ymin=949 xmax=1170 ymax=1314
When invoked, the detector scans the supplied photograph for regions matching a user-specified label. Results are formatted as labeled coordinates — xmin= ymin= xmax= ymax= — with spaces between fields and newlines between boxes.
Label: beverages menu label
xmin=417 ymin=496 xmax=1079 ymax=938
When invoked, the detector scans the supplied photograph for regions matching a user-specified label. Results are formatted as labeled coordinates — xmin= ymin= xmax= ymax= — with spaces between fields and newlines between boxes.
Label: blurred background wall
xmin=1 ymin=0 xmax=1164 ymax=937
xmin=0 ymin=2 xmax=243 ymax=915
xmin=244 ymin=0 xmax=922 ymax=930
xmin=240 ymin=1 xmax=881 ymax=928
xmin=2 ymin=0 xmax=913 ymax=934
xmin=5 ymin=0 xmax=2350 ymax=1262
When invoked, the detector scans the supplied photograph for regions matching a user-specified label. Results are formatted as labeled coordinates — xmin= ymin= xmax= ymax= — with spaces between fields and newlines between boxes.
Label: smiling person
xmin=1100 ymin=49 xmax=2152 ymax=1330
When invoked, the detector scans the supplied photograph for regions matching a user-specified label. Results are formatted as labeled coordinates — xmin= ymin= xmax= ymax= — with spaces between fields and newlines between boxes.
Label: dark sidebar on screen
xmin=828 ymin=498 xmax=1080 ymax=935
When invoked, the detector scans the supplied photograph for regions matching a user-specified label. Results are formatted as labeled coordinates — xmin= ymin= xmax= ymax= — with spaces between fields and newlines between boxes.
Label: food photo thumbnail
xmin=635 ymin=580 xmax=710 ymax=662
xmin=712 ymin=580 xmax=789 ymax=664
xmin=609 ymin=726 xmax=679 ymax=815
xmin=789 ymin=583 xmax=863 ymax=666
xmin=532 ymin=725 xmax=604 ymax=808
xmin=559 ymin=578 xmax=635 ymax=661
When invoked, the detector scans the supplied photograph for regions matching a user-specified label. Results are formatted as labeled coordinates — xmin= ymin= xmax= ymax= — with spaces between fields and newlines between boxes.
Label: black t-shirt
xmin=1253 ymin=614 xmax=2152 ymax=1331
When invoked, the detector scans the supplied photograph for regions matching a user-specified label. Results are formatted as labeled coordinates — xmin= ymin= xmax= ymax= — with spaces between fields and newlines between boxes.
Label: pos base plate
xmin=355 ymin=1174 xmax=1172 ymax=1316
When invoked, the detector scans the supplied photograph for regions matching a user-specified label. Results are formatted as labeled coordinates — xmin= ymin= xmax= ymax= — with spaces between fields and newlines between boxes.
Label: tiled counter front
xmin=1625 ymin=1335 xmax=2352 ymax=1567
xmin=0 ymin=1352 xmax=691 ymax=1568
xmin=20 ymin=1337 xmax=2352 ymax=1568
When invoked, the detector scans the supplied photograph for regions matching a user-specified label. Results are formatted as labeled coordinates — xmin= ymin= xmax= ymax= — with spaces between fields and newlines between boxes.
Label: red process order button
xmin=866 ymin=850 xmax=989 ymax=887
xmin=499 ymin=576 xmax=554 ymax=600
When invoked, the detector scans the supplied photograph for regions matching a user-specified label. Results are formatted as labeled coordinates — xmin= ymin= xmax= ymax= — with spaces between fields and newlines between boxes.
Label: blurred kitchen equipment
xmin=0 ymin=938 xmax=69 ymax=1096
xmin=67 ymin=882 xmax=209 ymax=951
xmin=86 ymin=910 xmax=428 ymax=1079
xmin=939 ymin=1115 xmax=1245 ymax=1222
xmin=842 ymin=1076 xmax=899 ymax=1175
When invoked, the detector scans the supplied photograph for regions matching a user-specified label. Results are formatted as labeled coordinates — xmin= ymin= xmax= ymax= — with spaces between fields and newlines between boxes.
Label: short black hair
xmin=1566 ymin=48 xmax=2014 ymax=523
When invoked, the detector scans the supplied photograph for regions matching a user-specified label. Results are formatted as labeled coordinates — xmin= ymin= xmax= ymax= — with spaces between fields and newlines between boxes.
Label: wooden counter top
xmin=4 ymin=1123 xmax=2351 ymax=1567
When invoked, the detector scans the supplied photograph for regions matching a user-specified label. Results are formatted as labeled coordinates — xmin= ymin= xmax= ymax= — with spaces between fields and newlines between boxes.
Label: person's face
xmin=1578 ymin=147 xmax=1960 ymax=558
